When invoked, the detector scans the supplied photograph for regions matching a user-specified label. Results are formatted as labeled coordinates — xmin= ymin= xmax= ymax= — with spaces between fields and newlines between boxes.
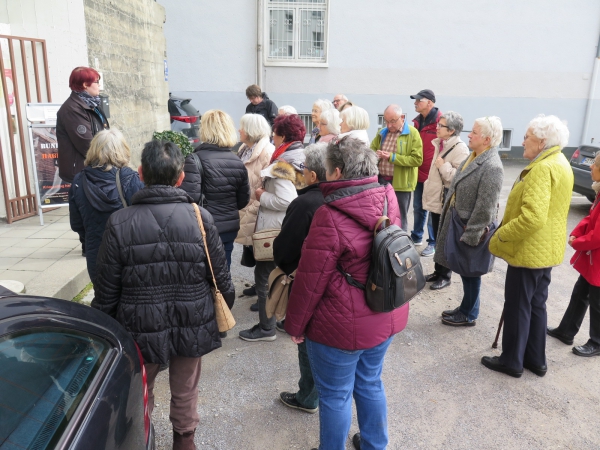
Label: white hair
xmin=474 ymin=116 xmax=503 ymax=148
xmin=313 ymin=99 xmax=334 ymax=112
xmin=278 ymin=105 xmax=297 ymax=116
xmin=341 ymin=106 xmax=370 ymax=131
xmin=528 ymin=114 xmax=569 ymax=150
xmin=334 ymin=94 xmax=348 ymax=102
xmin=319 ymin=108 xmax=341 ymax=135
xmin=385 ymin=104 xmax=403 ymax=117
xmin=239 ymin=113 xmax=271 ymax=143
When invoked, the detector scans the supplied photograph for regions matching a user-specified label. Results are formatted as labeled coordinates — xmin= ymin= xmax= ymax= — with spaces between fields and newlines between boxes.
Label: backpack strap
xmin=336 ymin=264 xmax=366 ymax=291
xmin=115 ymin=168 xmax=128 ymax=208
xmin=374 ymin=197 xmax=390 ymax=237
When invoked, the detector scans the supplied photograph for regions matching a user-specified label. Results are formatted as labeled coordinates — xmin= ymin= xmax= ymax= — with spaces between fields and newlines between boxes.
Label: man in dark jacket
xmin=92 ymin=140 xmax=234 ymax=450
xmin=273 ymin=144 xmax=326 ymax=415
xmin=245 ymin=84 xmax=278 ymax=127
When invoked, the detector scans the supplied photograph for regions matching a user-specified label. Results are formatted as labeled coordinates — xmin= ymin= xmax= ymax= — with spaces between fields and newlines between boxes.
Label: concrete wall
xmin=83 ymin=0 xmax=170 ymax=166
xmin=159 ymin=0 xmax=600 ymax=157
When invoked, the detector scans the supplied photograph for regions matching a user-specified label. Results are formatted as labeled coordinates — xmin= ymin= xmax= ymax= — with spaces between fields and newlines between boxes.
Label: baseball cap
xmin=410 ymin=89 xmax=436 ymax=103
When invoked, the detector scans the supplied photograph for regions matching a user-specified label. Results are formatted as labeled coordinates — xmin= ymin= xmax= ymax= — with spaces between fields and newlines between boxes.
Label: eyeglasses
xmin=92 ymin=80 xmax=100 ymax=84
xmin=436 ymin=123 xmax=450 ymax=129
xmin=384 ymin=115 xmax=405 ymax=125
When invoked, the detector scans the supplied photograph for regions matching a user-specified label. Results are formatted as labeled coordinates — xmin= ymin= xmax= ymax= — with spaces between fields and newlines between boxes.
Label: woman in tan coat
xmin=422 ymin=111 xmax=469 ymax=290
xmin=236 ymin=113 xmax=274 ymax=303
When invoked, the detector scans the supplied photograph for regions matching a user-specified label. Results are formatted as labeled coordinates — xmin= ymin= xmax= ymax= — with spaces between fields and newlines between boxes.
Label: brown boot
xmin=173 ymin=429 xmax=196 ymax=450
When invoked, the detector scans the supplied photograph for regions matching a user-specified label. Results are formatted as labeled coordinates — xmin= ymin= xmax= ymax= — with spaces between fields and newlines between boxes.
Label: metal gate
xmin=0 ymin=34 xmax=52 ymax=223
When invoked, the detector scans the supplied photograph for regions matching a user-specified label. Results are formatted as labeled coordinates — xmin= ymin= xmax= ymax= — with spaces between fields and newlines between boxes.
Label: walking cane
xmin=492 ymin=309 xmax=504 ymax=349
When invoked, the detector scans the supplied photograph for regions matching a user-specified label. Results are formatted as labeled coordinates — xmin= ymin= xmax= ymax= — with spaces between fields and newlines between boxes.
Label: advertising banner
xmin=30 ymin=125 xmax=70 ymax=206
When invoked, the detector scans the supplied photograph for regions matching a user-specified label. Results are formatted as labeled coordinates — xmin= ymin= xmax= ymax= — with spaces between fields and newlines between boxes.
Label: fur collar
xmin=266 ymin=161 xmax=307 ymax=189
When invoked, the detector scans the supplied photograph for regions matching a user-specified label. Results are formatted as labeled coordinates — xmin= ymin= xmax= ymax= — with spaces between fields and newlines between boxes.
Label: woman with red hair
xmin=57 ymin=67 xmax=110 ymax=183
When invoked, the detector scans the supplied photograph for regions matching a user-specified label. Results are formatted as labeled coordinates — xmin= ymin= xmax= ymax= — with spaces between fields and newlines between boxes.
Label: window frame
xmin=265 ymin=0 xmax=330 ymax=67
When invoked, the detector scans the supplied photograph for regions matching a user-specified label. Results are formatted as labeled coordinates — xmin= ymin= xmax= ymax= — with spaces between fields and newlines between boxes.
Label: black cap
xmin=410 ymin=89 xmax=436 ymax=103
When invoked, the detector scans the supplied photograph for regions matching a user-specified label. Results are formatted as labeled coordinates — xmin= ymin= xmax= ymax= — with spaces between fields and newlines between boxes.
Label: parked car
xmin=0 ymin=286 xmax=154 ymax=450
xmin=168 ymin=94 xmax=201 ymax=145
xmin=570 ymin=144 xmax=599 ymax=202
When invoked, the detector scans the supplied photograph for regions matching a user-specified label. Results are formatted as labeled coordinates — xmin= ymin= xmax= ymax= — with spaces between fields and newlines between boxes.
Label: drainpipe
xmin=581 ymin=31 xmax=600 ymax=145
xmin=257 ymin=0 xmax=264 ymax=89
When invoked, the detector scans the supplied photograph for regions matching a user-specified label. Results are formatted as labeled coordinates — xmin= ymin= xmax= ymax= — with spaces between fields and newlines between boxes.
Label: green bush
xmin=152 ymin=130 xmax=195 ymax=156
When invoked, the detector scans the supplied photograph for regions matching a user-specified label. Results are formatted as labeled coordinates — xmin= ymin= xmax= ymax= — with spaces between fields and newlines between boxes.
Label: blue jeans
xmin=411 ymin=182 xmax=435 ymax=245
xmin=459 ymin=275 xmax=481 ymax=321
xmin=306 ymin=337 xmax=394 ymax=450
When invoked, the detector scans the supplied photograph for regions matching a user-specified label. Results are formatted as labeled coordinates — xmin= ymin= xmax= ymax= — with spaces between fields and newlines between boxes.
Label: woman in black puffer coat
xmin=69 ymin=129 xmax=143 ymax=284
xmin=180 ymin=109 xmax=250 ymax=267
xmin=92 ymin=140 xmax=234 ymax=448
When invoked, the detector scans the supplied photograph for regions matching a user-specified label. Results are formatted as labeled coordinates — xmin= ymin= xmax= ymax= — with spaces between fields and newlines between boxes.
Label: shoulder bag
xmin=438 ymin=143 xmax=459 ymax=205
xmin=115 ymin=168 xmax=128 ymax=208
xmin=192 ymin=203 xmax=236 ymax=332
xmin=265 ymin=267 xmax=296 ymax=320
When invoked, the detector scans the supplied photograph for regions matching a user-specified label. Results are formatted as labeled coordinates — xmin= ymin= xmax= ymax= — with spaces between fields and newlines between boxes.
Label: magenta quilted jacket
xmin=284 ymin=176 xmax=410 ymax=350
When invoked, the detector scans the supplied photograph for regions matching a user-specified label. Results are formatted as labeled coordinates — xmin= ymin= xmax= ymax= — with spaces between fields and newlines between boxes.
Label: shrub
xmin=152 ymin=130 xmax=194 ymax=156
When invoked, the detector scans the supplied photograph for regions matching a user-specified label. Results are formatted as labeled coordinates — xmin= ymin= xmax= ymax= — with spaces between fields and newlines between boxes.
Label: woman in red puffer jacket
xmin=285 ymin=137 xmax=409 ymax=450
xmin=547 ymin=153 xmax=600 ymax=358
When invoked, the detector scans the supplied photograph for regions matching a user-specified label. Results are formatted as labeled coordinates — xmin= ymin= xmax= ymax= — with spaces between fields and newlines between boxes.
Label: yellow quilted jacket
xmin=489 ymin=146 xmax=574 ymax=268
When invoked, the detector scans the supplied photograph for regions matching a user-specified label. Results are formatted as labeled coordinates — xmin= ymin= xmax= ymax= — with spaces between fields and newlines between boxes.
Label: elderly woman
xmin=482 ymin=115 xmax=574 ymax=377
xmin=422 ymin=111 xmax=470 ymax=290
xmin=285 ymin=138 xmax=408 ymax=450
xmin=181 ymin=110 xmax=250 ymax=267
xmin=278 ymin=105 xmax=298 ymax=116
xmin=57 ymin=67 xmax=109 ymax=183
xmin=435 ymin=116 xmax=504 ymax=327
xmin=338 ymin=106 xmax=370 ymax=146
xmin=309 ymin=99 xmax=335 ymax=144
xmin=548 ymin=153 xmax=600 ymax=358
xmin=69 ymin=129 xmax=143 ymax=284
xmin=239 ymin=114 xmax=306 ymax=342
xmin=317 ymin=109 xmax=341 ymax=143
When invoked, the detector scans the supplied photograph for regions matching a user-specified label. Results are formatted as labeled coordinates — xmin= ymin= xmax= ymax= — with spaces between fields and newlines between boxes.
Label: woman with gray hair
xmin=284 ymin=138 xmax=408 ymax=449
xmin=317 ymin=108 xmax=341 ymax=143
xmin=338 ymin=105 xmax=370 ymax=145
xmin=422 ymin=111 xmax=470 ymax=290
xmin=309 ymin=99 xmax=335 ymax=144
xmin=482 ymin=115 xmax=574 ymax=377
xmin=435 ymin=116 xmax=504 ymax=327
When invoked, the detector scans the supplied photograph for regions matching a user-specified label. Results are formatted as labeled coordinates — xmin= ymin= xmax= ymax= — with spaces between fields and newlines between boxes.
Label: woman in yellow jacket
xmin=482 ymin=115 xmax=574 ymax=378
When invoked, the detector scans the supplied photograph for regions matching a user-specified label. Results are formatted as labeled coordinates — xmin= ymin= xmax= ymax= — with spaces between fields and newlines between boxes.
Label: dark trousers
xmin=411 ymin=182 xmax=435 ymax=245
xmin=499 ymin=266 xmax=552 ymax=371
xmin=219 ymin=231 xmax=237 ymax=268
xmin=459 ymin=275 xmax=481 ymax=322
xmin=255 ymin=260 xmax=277 ymax=330
xmin=557 ymin=275 xmax=600 ymax=345
xmin=295 ymin=341 xmax=319 ymax=409
xmin=395 ymin=191 xmax=412 ymax=232
xmin=430 ymin=213 xmax=451 ymax=281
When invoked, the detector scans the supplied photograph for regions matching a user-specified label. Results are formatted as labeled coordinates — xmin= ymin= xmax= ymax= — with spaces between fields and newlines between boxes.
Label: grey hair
xmin=239 ymin=113 xmax=271 ymax=143
xmin=528 ymin=114 xmax=569 ymax=150
xmin=304 ymin=143 xmax=328 ymax=181
xmin=319 ymin=109 xmax=341 ymax=135
xmin=313 ymin=99 xmax=334 ymax=112
xmin=335 ymin=94 xmax=349 ymax=102
xmin=326 ymin=138 xmax=378 ymax=179
xmin=474 ymin=116 xmax=503 ymax=148
xmin=278 ymin=105 xmax=297 ymax=116
xmin=440 ymin=111 xmax=464 ymax=136
xmin=384 ymin=104 xmax=403 ymax=117
xmin=341 ymin=106 xmax=370 ymax=131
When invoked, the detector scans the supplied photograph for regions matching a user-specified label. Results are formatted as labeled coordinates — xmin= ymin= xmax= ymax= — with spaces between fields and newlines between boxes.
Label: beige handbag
xmin=192 ymin=204 xmax=236 ymax=332
xmin=265 ymin=267 xmax=296 ymax=320
xmin=252 ymin=228 xmax=280 ymax=261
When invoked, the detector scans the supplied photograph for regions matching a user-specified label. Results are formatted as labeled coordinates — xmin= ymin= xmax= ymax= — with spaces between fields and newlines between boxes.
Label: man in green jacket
xmin=370 ymin=104 xmax=423 ymax=230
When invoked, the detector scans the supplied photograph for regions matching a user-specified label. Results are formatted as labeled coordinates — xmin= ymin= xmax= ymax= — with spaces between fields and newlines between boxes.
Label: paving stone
xmin=0 ymin=247 xmax=38 ymax=258
xmin=0 ymin=270 xmax=39 ymax=284
xmin=43 ymin=239 xmax=81 ymax=249
xmin=28 ymin=247 xmax=73 ymax=260
xmin=11 ymin=258 xmax=57 ymax=272
xmin=28 ymin=229 xmax=68 ymax=239
xmin=1 ymin=228 xmax=39 ymax=238
xmin=0 ymin=257 xmax=23 ymax=270
xmin=19 ymin=238 xmax=54 ymax=248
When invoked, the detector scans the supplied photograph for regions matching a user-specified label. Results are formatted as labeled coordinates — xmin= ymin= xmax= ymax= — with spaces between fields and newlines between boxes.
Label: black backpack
xmin=338 ymin=199 xmax=426 ymax=312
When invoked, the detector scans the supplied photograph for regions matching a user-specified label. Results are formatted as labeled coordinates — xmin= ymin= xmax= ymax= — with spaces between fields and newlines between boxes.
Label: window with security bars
xmin=267 ymin=0 xmax=328 ymax=65
xmin=298 ymin=114 xmax=315 ymax=142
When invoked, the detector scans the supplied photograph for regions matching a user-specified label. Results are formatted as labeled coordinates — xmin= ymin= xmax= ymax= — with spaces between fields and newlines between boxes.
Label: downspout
xmin=581 ymin=30 xmax=600 ymax=145
xmin=257 ymin=0 xmax=264 ymax=89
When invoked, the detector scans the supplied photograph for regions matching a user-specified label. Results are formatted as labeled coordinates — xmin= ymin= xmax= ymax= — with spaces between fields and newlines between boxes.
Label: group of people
xmin=57 ymin=67 xmax=600 ymax=450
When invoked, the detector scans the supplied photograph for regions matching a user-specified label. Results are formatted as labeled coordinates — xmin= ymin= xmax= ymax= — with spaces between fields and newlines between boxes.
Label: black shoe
xmin=279 ymin=392 xmax=318 ymax=413
xmin=431 ymin=279 xmax=450 ymax=290
xmin=219 ymin=331 xmax=227 ymax=338
xmin=243 ymin=285 xmax=257 ymax=296
xmin=523 ymin=361 xmax=547 ymax=377
xmin=238 ymin=324 xmax=276 ymax=342
xmin=250 ymin=302 xmax=259 ymax=312
xmin=352 ymin=433 xmax=361 ymax=450
xmin=481 ymin=356 xmax=523 ymax=378
xmin=425 ymin=273 xmax=439 ymax=282
xmin=441 ymin=306 xmax=459 ymax=318
xmin=441 ymin=311 xmax=475 ymax=327
xmin=546 ymin=326 xmax=574 ymax=345
xmin=573 ymin=340 xmax=600 ymax=357
xmin=276 ymin=320 xmax=286 ymax=333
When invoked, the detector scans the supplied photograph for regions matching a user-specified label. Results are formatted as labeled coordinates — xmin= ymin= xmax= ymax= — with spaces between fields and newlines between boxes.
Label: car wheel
xmin=587 ymin=195 xmax=596 ymax=203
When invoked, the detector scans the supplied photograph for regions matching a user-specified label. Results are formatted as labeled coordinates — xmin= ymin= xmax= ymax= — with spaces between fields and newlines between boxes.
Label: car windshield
xmin=0 ymin=328 xmax=109 ymax=449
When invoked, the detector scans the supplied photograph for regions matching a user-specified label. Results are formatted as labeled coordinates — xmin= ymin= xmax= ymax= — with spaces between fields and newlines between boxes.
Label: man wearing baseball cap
xmin=410 ymin=89 xmax=442 ymax=258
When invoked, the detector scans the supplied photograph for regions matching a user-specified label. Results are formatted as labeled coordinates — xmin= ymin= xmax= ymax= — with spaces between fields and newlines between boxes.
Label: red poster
xmin=31 ymin=126 xmax=70 ymax=205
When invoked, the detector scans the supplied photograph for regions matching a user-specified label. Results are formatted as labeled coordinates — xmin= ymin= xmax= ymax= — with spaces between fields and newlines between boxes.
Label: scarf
xmin=75 ymin=90 xmax=100 ymax=109
xmin=270 ymin=141 xmax=293 ymax=164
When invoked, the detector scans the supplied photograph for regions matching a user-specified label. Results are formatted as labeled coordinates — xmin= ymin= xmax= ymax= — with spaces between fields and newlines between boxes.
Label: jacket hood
xmin=320 ymin=175 xmax=392 ymax=231
xmin=131 ymin=185 xmax=193 ymax=205
xmin=278 ymin=141 xmax=305 ymax=172
xmin=262 ymin=92 xmax=270 ymax=100
xmin=195 ymin=142 xmax=231 ymax=152
xmin=80 ymin=166 xmax=127 ymax=213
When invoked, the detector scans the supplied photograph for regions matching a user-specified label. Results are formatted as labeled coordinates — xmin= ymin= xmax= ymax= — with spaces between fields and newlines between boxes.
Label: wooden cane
xmin=492 ymin=310 xmax=504 ymax=349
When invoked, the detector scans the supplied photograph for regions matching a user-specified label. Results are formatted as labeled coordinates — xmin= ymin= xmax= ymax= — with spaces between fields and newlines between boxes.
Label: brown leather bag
xmin=265 ymin=267 xmax=296 ymax=320
xmin=192 ymin=204 xmax=236 ymax=332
